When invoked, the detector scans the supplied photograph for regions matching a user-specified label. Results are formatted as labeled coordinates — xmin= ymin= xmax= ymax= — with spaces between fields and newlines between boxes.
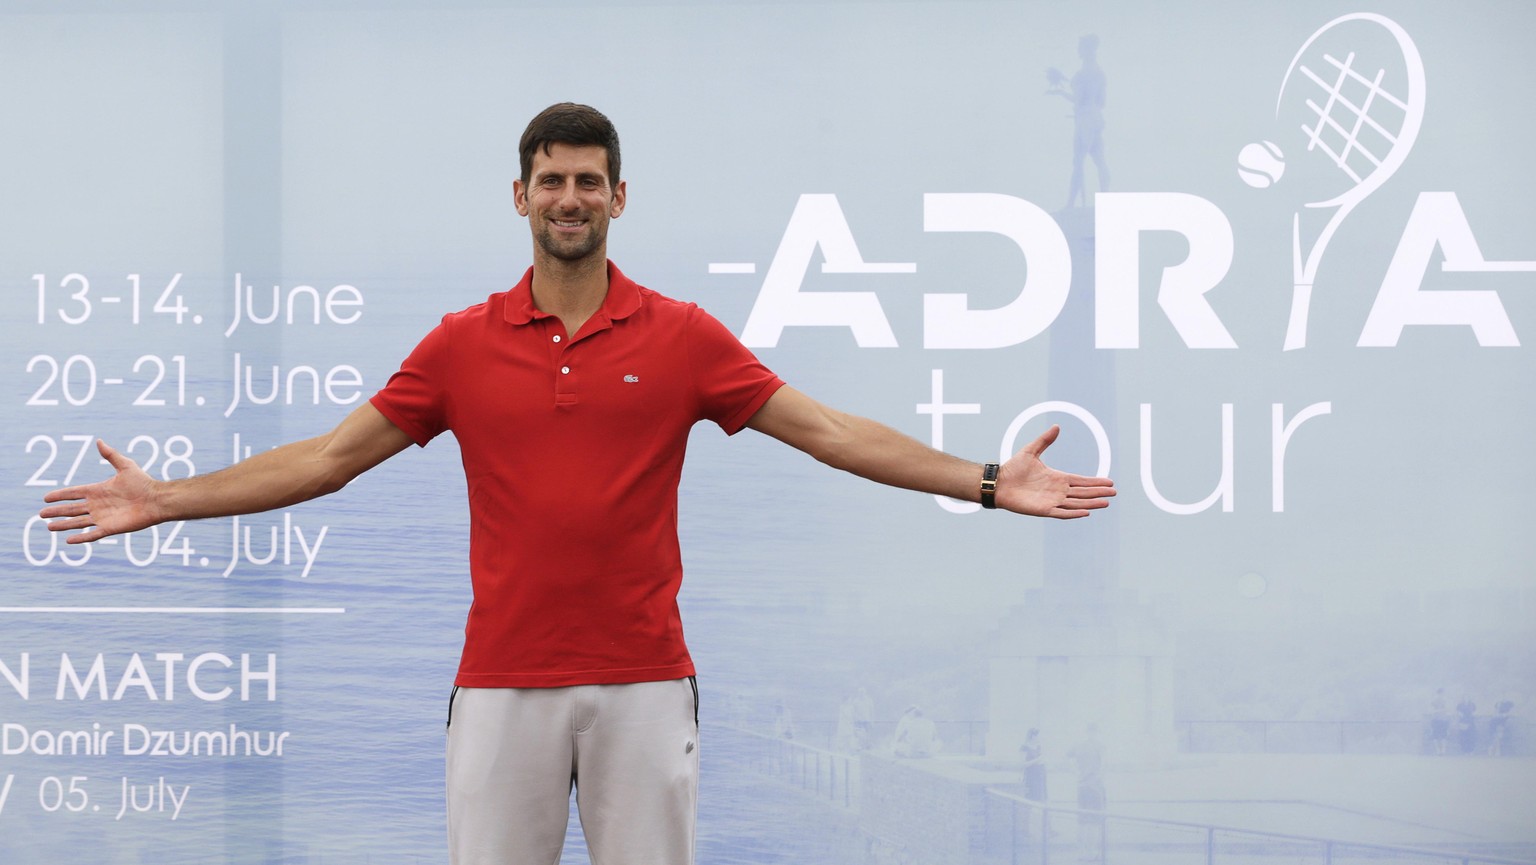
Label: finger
xmin=1061 ymin=497 xmax=1111 ymax=510
xmin=1020 ymin=425 xmax=1061 ymax=458
xmin=1066 ymin=486 xmax=1116 ymax=499
xmin=44 ymin=477 xmax=109 ymax=504
xmin=1062 ymin=474 xmax=1115 ymax=487
xmin=45 ymin=515 xmax=96 ymax=533
xmin=1048 ymin=508 xmax=1091 ymax=520
xmin=39 ymin=502 xmax=91 ymax=519
xmin=65 ymin=528 xmax=108 ymax=544
xmin=98 ymin=438 xmax=134 ymax=471
xmin=42 ymin=487 xmax=82 ymax=504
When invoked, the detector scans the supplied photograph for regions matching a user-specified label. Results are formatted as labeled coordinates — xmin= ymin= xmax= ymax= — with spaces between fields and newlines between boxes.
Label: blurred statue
xmin=1047 ymin=34 xmax=1110 ymax=210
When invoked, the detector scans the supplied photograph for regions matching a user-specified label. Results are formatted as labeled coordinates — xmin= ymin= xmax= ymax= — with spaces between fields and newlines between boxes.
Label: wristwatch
xmin=980 ymin=463 xmax=999 ymax=509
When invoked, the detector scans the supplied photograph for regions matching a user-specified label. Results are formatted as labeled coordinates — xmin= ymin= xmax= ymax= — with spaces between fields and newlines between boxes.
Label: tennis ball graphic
xmin=1237 ymin=140 xmax=1285 ymax=188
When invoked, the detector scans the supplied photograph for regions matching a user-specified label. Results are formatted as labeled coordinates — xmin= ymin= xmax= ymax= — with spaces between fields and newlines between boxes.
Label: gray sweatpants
xmin=446 ymin=679 xmax=700 ymax=865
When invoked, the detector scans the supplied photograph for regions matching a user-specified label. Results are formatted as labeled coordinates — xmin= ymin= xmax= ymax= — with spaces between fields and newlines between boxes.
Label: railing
xmin=981 ymin=787 xmax=1536 ymax=865
xmin=719 ymin=722 xmax=1535 ymax=865
xmin=713 ymin=723 xmax=861 ymax=809
xmin=1180 ymin=719 xmax=1423 ymax=754
xmin=1179 ymin=718 xmax=1526 ymax=756
xmin=735 ymin=718 xmax=989 ymax=755
xmin=747 ymin=717 xmax=1524 ymax=757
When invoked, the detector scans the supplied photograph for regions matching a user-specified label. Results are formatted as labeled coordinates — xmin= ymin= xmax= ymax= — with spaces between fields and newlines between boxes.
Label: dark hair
xmin=518 ymin=103 xmax=621 ymax=185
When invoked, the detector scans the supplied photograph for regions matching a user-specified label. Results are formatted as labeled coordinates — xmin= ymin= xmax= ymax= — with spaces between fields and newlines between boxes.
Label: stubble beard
xmin=535 ymin=219 xmax=605 ymax=265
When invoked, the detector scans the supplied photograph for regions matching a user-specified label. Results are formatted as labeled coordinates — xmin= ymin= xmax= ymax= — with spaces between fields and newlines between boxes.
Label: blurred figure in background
xmin=852 ymin=686 xmax=875 ymax=750
xmin=773 ymin=698 xmax=797 ymax=741
xmin=1456 ymin=696 xmax=1478 ymax=755
xmin=1069 ymin=723 xmax=1107 ymax=857
xmin=893 ymin=706 xmax=939 ymax=757
xmin=1046 ymin=33 xmax=1110 ymax=210
xmin=1429 ymin=689 xmax=1451 ymax=755
xmin=1487 ymin=698 xmax=1514 ymax=757
xmin=1020 ymin=728 xmax=1048 ymax=802
xmin=834 ymin=693 xmax=859 ymax=753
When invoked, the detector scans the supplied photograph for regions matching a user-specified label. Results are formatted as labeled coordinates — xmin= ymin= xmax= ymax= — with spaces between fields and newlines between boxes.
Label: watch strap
xmin=980 ymin=463 xmax=1000 ymax=510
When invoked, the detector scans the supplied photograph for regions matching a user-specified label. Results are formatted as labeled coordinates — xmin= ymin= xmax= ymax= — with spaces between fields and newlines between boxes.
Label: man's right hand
xmin=40 ymin=439 xmax=163 ymax=544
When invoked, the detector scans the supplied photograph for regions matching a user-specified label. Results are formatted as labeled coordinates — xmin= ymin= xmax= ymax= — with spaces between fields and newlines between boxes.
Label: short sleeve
xmin=369 ymin=315 xmax=455 ymax=447
xmin=686 ymin=306 xmax=785 ymax=434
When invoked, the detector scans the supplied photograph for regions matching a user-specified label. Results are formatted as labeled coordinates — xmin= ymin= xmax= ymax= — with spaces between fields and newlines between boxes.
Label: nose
xmin=556 ymin=180 xmax=581 ymax=210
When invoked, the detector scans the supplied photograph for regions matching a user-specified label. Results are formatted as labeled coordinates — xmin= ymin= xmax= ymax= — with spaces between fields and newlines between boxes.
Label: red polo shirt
xmin=370 ymin=262 xmax=784 ymax=687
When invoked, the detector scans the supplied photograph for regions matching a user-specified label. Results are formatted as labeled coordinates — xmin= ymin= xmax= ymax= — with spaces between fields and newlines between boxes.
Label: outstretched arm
xmin=39 ymin=402 xmax=414 ymax=543
xmin=744 ymin=386 xmax=1114 ymax=518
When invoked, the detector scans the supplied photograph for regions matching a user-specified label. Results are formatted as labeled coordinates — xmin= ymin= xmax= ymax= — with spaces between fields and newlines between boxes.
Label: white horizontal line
xmin=1443 ymin=260 xmax=1536 ymax=273
xmin=821 ymin=262 xmax=917 ymax=274
xmin=0 ymin=607 xmax=346 ymax=615
xmin=708 ymin=263 xmax=756 ymax=274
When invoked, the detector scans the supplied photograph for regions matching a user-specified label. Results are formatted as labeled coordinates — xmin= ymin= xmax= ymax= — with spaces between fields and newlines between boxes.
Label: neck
xmin=530 ymin=253 xmax=608 ymax=335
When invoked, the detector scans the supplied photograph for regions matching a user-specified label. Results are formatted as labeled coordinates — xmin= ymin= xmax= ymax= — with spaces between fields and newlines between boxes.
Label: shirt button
xmin=560 ymin=366 xmax=571 ymax=375
xmin=552 ymin=335 xmax=562 ymax=343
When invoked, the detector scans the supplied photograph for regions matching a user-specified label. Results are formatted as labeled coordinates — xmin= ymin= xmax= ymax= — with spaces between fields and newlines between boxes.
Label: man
xmin=893 ymin=706 xmax=939 ymax=757
xmin=40 ymin=103 xmax=1116 ymax=865
xmin=1020 ymin=727 xmax=1046 ymax=802
xmin=1069 ymin=722 xmax=1107 ymax=856
xmin=1429 ymin=688 xmax=1450 ymax=755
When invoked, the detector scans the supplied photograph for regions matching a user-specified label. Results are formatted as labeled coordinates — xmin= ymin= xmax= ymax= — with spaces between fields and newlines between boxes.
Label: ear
xmin=513 ymin=179 xmax=530 ymax=217
xmin=609 ymin=180 xmax=626 ymax=219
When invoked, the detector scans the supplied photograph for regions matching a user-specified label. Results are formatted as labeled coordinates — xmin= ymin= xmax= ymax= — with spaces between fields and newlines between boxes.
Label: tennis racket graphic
xmin=1276 ymin=13 xmax=1425 ymax=350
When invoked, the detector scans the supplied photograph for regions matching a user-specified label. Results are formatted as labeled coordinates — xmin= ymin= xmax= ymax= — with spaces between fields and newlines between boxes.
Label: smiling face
xmin=514 ymin=143 xmax=626 ymax=266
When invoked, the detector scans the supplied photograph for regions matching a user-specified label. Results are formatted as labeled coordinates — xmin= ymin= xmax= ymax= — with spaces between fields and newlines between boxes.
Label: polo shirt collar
xmin=503 ymin=260 xmax=642 ymax=327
